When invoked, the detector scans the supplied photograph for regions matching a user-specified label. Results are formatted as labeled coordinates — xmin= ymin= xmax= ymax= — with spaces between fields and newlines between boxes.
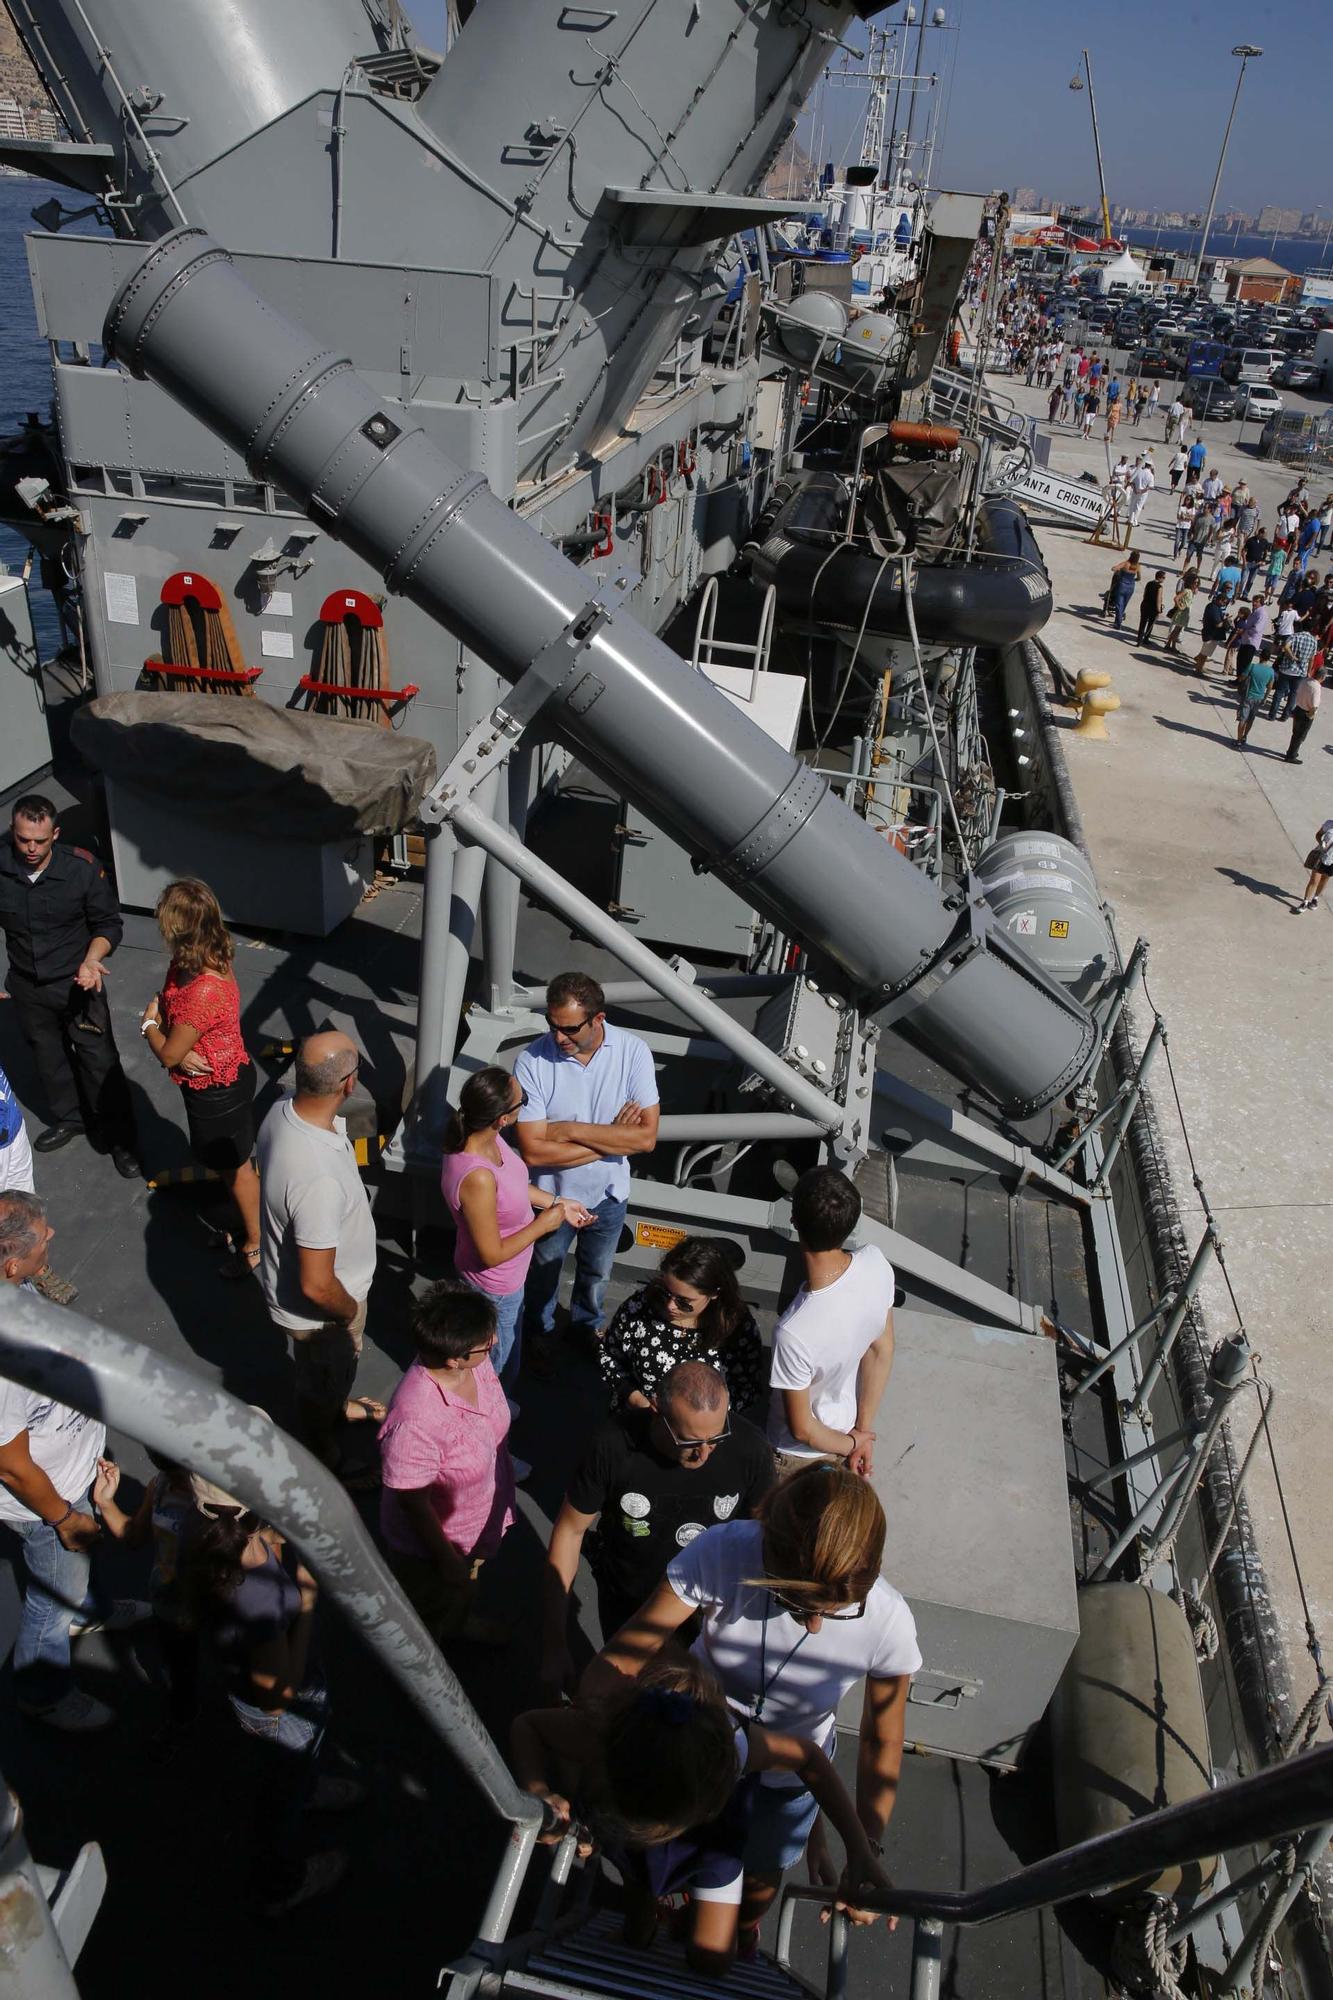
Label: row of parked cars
xmin=1042 ymin=281 xmax=1328 ymax=425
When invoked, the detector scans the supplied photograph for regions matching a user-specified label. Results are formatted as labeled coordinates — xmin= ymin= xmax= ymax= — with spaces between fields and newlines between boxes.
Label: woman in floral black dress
xmin=599 ymin=1237 xmax=765 ymax=1413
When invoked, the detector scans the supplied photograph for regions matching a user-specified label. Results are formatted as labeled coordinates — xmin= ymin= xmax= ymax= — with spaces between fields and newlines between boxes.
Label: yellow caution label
xmin=1048 ymin=919 xmax=1070 ymax=940
xmin=635 ymin=1221 xmax=689 ymax=1252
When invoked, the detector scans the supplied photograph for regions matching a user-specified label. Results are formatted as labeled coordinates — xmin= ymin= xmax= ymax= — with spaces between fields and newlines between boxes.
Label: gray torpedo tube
xmin=103 ymin=227 xmax=1100 ymax=1117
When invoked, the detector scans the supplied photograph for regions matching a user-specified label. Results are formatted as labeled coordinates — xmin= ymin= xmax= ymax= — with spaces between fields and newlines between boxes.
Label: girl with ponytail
xmin=441 ymin=1067 xmax=592 ymax=1389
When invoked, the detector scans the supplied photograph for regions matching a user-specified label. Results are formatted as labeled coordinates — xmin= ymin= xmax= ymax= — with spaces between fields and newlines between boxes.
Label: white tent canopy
xmin=1094 ymin=249 xmax=1153 ymax=295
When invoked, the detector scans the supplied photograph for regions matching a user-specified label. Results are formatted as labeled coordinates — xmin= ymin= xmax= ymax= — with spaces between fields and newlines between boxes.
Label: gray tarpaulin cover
xmin=71 ymin=692 xmax=437 ymax=841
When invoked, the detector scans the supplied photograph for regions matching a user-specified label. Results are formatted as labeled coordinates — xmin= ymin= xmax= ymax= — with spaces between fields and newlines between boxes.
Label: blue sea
xmin=1122 ymin=226 xmax=1331 ymax=277
xmin=0 ymin=175 xmax=106 ymax=661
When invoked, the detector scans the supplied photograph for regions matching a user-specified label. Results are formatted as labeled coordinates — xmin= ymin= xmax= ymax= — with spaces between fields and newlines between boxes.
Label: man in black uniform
xmin=540 ymin=1359 xmax=773 ymax=1697
xmin=0 ymin=796 xmax=139 ymax=1177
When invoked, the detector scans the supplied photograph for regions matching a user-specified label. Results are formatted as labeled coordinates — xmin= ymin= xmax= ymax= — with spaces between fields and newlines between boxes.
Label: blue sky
xmin=409 ymin=1 xmax=1330 ymax=214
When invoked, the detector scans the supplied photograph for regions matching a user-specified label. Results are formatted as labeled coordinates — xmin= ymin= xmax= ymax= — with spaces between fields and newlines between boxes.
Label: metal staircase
xmin=505 ymin=1909 xmax=818 ymax=2000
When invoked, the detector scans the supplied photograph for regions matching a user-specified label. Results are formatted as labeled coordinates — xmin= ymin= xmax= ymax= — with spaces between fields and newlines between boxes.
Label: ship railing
xmin=773 ymin=1744 xmax=1333 ymax=2000
xmin=928 ymin=363 xmax=1031 ymax=448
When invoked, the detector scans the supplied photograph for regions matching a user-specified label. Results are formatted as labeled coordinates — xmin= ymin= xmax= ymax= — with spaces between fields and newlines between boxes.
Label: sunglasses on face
xmin=649 ymin=1280 xmax=711 ymax=1315
xmin=546 ymin=1012 xmax=596 ymax=1034
xmin=770 ymin=1589 xmax=867 ymax=1623
xmin=657 ymin=1412 xmax=732 ymax=1455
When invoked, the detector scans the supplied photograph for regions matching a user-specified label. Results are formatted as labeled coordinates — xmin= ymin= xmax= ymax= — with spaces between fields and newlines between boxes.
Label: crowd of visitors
xmin=1097 ymin=471 xmax=1333 ymax=762
xmin=0 ymin=903 xmax=906 ymax=1943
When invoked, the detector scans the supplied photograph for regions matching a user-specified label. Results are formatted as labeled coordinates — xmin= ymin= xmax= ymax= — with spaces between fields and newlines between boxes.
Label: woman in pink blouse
xmin=140 ymin=879 xmax=259 ymax=1277
xmin=441 ymin=1068 xmax=590 ymax=1387
xmin=379 ymin=1282 xmax=515 ymax=1645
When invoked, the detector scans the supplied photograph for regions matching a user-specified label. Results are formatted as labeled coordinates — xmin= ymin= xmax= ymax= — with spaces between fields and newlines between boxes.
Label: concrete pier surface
xmin=992 ymin=362 xmax=1333 ymax=1696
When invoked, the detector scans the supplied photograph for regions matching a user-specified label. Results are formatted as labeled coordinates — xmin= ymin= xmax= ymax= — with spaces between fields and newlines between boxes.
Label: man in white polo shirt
xmin=768 ymin=1166 xmax=896 ymax=1477
xmin=256 ymin=1030 xmax=383 ymax=1474
xmin=515 ymin=971 xmax=659 ymax=1369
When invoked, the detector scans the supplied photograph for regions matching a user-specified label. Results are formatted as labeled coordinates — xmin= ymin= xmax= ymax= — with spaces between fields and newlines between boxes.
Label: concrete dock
xmin=993 ymin=363 xmax=1333 ymax=1695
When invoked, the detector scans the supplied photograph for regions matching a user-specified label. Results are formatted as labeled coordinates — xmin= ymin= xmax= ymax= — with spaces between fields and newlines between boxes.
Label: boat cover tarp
xmin=72 ymin=692 xmax=437 ymax=840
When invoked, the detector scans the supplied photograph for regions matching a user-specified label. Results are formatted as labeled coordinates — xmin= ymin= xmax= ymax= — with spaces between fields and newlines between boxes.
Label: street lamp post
xmin=1194 ymin=44 xmax=1262 ymax=295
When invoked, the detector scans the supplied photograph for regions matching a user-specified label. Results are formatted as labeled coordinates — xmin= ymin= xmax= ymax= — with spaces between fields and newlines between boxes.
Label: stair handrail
xmin=779 ymin=1739 xmax=1333 ymax=1928
xmin=0 ymin=1288 xmax=542 ymax=1855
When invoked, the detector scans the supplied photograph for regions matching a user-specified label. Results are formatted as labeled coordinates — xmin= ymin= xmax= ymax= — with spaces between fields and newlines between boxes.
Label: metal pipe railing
xmin=447 ymin=796 xmax=845 ymax=1134
xmin=778 ymin=1739 xmax=1333 ymax=1926
xmin=0 ymin=1288 xmax=541 ymax=1850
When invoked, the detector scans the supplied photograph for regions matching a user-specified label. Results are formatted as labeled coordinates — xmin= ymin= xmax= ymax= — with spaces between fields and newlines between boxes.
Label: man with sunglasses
xmin=513 ymin=971 xmax=659 ymax=1368
xmin=540 ymin=1360 xmax=772 ymax=1698
xmin=256 ymin=1031 xmax=384 ymax=1476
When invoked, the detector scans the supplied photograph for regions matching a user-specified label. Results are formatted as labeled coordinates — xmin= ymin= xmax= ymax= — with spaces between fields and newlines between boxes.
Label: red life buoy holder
xmin=318 ymin=587 xmax=384 ymax=629
xmin=160 ymin=570 xmax=223 ymax=612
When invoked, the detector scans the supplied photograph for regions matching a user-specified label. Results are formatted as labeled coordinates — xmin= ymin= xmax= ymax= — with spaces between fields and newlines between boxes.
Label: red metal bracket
xmin=590 ymin=508 xmax=615 ymax=557
xmin=142 ymin=657 xmax=263 ymax=686
xmin=297 ymin=676 xmax=420 ymax=708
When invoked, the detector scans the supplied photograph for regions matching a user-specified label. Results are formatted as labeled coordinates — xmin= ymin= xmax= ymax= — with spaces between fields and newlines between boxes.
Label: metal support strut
xmin=442 ymin=793 xmax=845 ymax=1135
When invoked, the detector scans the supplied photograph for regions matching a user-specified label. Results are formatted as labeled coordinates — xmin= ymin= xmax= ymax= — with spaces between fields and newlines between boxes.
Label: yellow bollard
xmin=1073 ymin=667 xmax=1113 ymax=702
xmin=1072 ymin=688 xmax=1121 ymax=740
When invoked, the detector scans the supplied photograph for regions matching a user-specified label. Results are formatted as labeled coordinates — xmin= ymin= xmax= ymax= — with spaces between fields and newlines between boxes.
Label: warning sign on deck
xmin=635 ymin=1222 xmax=688 ymax=1252
xmin=1048 ymin=919 xmax=1070 ymax=939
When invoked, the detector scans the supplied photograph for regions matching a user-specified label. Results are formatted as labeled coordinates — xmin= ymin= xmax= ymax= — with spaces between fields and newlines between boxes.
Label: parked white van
xmin=1237 ymin=347 xmax=1282 ymax=384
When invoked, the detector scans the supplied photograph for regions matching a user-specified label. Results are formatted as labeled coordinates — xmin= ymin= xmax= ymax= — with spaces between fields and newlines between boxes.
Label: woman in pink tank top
xmin=441 ymin=1068 xmax=589 ymax=1386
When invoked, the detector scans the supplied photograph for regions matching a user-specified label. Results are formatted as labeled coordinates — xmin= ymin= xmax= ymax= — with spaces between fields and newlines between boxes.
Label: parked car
xmin=1274 ymin=358 xmax=1322 ymax=391
xmin=1238 ymin=382 xmax=1283 ymax=421
xmin=1136 ymin=347 xmax=1175 ymax=378
xmin=1181 ymin=376 xmax=1238 ymax=422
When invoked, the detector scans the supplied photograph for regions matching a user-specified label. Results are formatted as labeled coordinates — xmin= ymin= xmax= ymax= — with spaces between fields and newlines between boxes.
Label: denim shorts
xmin=742 ymin=1782 xmax=821 ymax=1873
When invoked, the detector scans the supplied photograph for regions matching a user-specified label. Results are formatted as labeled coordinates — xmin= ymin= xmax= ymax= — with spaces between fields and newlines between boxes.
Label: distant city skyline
xmin=410 ymin=1 xmax=1330 ymax=217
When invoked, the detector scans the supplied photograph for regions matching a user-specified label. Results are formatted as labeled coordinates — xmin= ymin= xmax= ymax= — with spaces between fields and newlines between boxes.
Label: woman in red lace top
xmin=140 ymin=879 xmax=260 ymax=1277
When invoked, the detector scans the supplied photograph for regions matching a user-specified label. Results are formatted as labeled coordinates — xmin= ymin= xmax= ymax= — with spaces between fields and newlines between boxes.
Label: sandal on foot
xmin=32 ymin=1267 xmax=79 ymax=1306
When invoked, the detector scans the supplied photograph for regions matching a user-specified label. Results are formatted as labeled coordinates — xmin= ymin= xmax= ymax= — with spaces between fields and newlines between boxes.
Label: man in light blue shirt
xmin=514 ymin=971 xmax=659 ymax=1362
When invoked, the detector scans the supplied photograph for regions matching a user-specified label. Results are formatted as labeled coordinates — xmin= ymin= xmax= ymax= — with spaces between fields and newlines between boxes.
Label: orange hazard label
xmin=635 ymin=1222 xmax=689 ymax=1252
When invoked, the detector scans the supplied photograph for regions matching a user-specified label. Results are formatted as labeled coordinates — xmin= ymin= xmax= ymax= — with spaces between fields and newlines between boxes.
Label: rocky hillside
xmin=0 ymin=10 xmax=47 ymax=106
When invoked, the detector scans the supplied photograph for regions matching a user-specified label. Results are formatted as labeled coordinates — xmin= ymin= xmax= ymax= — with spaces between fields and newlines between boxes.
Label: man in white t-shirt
xmin=768 ymin=1167 xmax=896 ymax=1476
xmin=0 ymin=1190 xmax=121 ymax=1730
xmin=256 ymin=1031 xmax=383 ymax=1474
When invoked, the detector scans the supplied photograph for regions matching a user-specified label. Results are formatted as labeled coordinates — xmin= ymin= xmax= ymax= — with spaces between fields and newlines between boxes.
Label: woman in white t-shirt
xmin=583 ymin=1463 xmax=920 ymax=1951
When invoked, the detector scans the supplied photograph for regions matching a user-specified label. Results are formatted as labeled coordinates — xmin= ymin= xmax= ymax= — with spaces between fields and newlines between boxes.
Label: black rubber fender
xmin=748 ymin=473 xmax=1053 ymax=646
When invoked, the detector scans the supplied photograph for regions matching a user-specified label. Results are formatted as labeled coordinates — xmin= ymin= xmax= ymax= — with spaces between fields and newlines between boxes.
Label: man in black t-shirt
xmin=541 ymin=1360 xmax=772 ymax=1697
